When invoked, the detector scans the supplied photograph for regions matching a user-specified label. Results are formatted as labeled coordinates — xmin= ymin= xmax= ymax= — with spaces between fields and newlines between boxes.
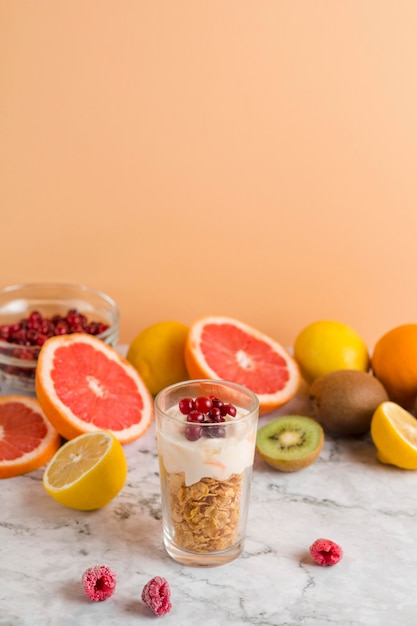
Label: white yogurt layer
xmin=157 ymin=407 xmax=257 ymax=486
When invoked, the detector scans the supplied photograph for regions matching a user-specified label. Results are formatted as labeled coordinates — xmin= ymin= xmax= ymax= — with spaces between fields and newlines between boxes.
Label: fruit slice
xmin=35 ymin=333 xmax=153 ymax=444
xmin=256 ymin=415 xmax=324 ymax=472
xmin=43 ymin=430 xmax=127 ymax=510
xmin=370 ymin=401 xmax=417 ymax=469
xmin=0 ymin=395 xmax=61 ymax=479
xmin=184 ymin=316 xmax=300 ymax=415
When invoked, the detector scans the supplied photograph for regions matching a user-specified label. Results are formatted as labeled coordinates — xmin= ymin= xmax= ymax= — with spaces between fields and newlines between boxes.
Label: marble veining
xmin=2 ymin=380 xmax=417 ymax=625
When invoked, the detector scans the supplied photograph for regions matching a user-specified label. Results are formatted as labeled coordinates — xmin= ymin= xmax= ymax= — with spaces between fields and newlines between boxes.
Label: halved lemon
xmin=43 ymin=431 xmax=128 ymax=510
xmin=370 ymin=401 xmax=417 ymax=469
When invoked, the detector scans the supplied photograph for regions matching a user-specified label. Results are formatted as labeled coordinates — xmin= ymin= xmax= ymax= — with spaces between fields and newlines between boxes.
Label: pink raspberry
xmin=81 ymin=564 xmax=117 ymax=601
xmin=309 ymin=538 xmax=343 ymax=566
xmin=141 ymin=576 xmax=172 ymax=616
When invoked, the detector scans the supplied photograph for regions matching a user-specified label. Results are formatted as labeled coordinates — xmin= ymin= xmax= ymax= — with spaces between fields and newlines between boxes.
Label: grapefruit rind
xmin=184 ymin=316 xmax=300 ymax=415
xmin=35 ymin=334 xmax=154 ymax=445
xmin=0 ymin=395 xmax=61 ymax=479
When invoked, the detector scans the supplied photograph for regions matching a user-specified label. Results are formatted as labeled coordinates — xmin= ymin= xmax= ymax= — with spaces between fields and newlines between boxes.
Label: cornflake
xmin=167 ymin=472 xmax=243 ymax=552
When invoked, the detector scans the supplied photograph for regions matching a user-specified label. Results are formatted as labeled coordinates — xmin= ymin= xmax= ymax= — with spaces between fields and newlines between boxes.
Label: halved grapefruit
xmin=35 ymin=334 xmax=153 ymax=444
xmin=0 ymin=395 xmax=61 ymax=479
xmin=184 ymin=316 xmax=300 ymax=415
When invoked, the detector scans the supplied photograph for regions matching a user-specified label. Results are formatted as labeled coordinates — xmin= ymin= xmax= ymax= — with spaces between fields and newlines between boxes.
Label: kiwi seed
xmin=256 ymin=415 xmax=324 ymax=472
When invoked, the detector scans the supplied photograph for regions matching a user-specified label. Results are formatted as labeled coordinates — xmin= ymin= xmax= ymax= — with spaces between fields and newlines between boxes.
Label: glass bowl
xmin=0 ymin=283 xmax=119 ymax=394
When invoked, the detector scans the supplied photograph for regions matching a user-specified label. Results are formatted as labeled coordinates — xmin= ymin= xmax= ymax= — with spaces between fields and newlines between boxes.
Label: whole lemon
xmin=294 ymin=320 xmax=369 ymax=384
xmin=126 ymin=321 xmax=189 ymax=395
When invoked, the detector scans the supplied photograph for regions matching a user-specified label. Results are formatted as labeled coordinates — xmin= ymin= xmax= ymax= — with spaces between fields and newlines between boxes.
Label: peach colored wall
xmin=2 ymin=1 xmax=417 ymax=350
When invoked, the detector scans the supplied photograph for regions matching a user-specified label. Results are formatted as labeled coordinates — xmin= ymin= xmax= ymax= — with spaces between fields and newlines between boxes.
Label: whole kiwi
xmin=309 ymin=369 xmax=389 ymax=436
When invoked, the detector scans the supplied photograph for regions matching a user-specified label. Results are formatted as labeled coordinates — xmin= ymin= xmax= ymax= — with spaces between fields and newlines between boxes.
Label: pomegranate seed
xmin=179 ymin=398 xmax=195 ymax=415
xmin=186 ymin=410 xmax=205 ymax=423
xmin=207 ymin=407 xmax=221 ymax=421
xmin=178 ymin=395 xmax=238 ymax=440
xmin=28 ymin=311 xmax=42 ymax=323
xmin=224 ymin=404 xmax=237 ymax=417
xmin=0 ymin=325 xmax=10 ymax=339
xmin=211 ymin=397 xmax=224 ymax=411
xmin=184 ymin=424 xmax=203 ymax=441
xmin=194 ymin=396 xmax=213 ymax=413
xmin=0 ymin=305 xmax=112 ymax=390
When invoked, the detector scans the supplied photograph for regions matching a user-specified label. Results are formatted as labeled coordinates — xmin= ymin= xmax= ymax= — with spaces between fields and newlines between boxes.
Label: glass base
xmin=164 ymin=536 xmax=244 ymax=567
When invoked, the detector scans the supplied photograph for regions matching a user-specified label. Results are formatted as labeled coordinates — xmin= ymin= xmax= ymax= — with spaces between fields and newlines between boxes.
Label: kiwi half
xmin=256 ymin=415 xmax=324 ymax=472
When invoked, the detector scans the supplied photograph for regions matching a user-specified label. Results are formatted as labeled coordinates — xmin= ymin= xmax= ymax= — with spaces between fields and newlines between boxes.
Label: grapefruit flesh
xmin=36 ymin=334 xmax=153 ymax=444
xmin=185 ymin=316 xmax=300 ymax=414
xmin=0 ymin=395 xmax=61 ymax=478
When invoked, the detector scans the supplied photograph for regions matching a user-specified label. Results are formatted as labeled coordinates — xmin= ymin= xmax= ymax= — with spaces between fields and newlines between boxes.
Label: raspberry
xmin=81 ymin=564 xmax=117 ymax=601
xmin=309 ymin=538 xmax=343 ymax=566
xmin=141 ymin=576 xmax=172 ymax=616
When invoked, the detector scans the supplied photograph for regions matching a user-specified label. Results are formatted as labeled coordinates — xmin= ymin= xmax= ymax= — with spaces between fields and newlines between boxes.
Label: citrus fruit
xmin=43 ymin=430 xmax=127 ymax=509
xmin=0 ymin=395 xmax=61 ymax=479
xmin=184 ymin=316 xmax=300 ymax=415
xmin=35 ymin=333 xmax=153 ymax=444
xmin=126 ymin=321 xmax=189 ymax=395
xmin=371 ymin=324 xmax=417 ymax=408
xmin=370 ymin=401 xmax=417 ymax=469
xmin=293 ymin=320 xmax=369 ymax=384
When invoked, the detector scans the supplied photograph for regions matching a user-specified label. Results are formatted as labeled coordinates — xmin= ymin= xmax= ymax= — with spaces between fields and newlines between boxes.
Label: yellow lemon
xmin=370 ymin=401 xmax=417 ymax=469
xmin=294 ymin=320 xmax=369 ymax=384
xmin=43 ymin=431 xmax=127 ymax=510
xmin=126 ymin=321 xmax=189 ymax=395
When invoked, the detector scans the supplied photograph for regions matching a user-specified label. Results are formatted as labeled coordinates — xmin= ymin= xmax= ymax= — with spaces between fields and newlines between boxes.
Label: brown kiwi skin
xmin=256 ymin=416 xmax=324 ymax=472
xmin=309 ymin=369 xmax=389 ymax=436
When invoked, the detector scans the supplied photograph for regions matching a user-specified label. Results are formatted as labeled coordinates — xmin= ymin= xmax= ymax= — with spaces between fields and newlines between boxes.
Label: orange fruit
xmin=371 ymin=324 xmax=417 ymax=408
xmin=0 ymin=395 xmax=61 ymax=479
xmin=35 ymin=333 xmax=153 ymax=444
xmin=184 ymin=315 xmax=300 ymax=415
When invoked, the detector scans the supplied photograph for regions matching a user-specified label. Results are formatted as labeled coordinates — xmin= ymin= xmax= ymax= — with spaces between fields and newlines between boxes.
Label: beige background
xmin=1 ymin=1 xmax=416 ymax=348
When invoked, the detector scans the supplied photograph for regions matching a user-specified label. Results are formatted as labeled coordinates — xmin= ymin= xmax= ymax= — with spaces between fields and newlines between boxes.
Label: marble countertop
xmin=2 ymin=379 xmax=417 ymax=626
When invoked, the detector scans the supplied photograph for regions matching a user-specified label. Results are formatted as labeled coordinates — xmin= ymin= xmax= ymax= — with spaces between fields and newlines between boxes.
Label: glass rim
xmin=154 ymin=378 xmax=260 ymax=424
xmin=0 ymin=281 xmax=119 ymax=310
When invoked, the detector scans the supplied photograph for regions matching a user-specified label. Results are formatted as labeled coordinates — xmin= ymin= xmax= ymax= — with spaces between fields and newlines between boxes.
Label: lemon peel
xmin=370 ymin=401 xmax=417 ymax=470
